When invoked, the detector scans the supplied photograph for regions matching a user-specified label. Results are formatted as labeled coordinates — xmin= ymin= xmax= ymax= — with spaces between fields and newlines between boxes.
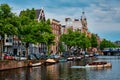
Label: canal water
xmin=0 ymin=56 xmax=120 ymax=80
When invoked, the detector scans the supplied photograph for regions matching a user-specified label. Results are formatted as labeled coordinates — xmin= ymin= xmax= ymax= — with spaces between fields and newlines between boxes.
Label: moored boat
xmin=45 ymin=59 xmax=58 ymax=64
xmin=59 ymin=57 xmax=67 ymax=62
xmin=67 ymin=55 xmax=75 ymax=61
xmin=75 ymin=56 xmax=82 ymax=61
xmin=28 ymin=62 xmax=43 ymax=67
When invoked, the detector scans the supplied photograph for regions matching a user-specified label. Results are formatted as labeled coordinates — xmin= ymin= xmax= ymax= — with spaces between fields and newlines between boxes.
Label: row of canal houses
xmin=0 ymin=8 xmax=101 ymax=57
xmin=0 ymin=8 xmax=62 ymax=57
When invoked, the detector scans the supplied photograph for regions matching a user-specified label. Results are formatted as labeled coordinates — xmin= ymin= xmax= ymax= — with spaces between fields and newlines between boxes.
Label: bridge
xmin=102 ymin=48 xmax=120 ymax=56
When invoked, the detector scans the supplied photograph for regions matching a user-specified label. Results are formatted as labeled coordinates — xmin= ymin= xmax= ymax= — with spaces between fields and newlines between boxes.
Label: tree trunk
xmin=26 ymin=42 xmax=29 ymax=59
xmin=26 ymin=48 xmax=28 ymax=59
xmin=47 ymin=44 xmax=50 ymax=55
xmin=0 ymin=38 xmax=4 ymax=60
xmin=0 ymin=40 xmax=2 ymax=60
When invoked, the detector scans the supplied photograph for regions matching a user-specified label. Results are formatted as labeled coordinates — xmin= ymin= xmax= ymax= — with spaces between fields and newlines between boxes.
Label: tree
xmin=100 ymin=39 xmax=118 ymax=50
xmin=58 ymin=40 xmax=66 ymax=53
xmin=60 ymin=29 xmax=91 ymax=51
xmin=18 ymin=8 xmax=37 ymax=58
xmin=60 ymin=29 xmax=76 ymax=49
xmin=90 ymin=34 xmax=98 ymax=48
xmin=0 ymin=4 xmax=19 ymax=59
xmin=42 ymin=32 xmax=55 ymax=54
xmin=33 ymin=19 xmax=55 ymax=54
xmin=0 ymin=4 xmax=18 ymax=36
xmin=19 ymin=9 xmax=55 ymax=57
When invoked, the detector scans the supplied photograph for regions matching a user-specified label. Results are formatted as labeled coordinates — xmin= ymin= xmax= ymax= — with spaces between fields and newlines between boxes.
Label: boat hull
xmin=29 ymin=62 xmax=43 ymax=67
xmin=45 ymin=59 xmax=58 ymax=65
xmin=86 ymin=61 xmax=112 ymax=68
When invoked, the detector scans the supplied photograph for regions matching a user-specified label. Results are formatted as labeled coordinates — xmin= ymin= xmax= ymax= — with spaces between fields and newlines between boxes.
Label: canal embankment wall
xmin=0 ymin=60 xmax=46 ymax=70
xmin=0 ymin=60 xmax=28 ymax=70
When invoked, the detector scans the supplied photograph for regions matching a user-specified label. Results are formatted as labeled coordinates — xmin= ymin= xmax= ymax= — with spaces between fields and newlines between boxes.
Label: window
xmin=9 ymin=39 xmax=12 ymax=42
xmin=6 ymin=39 xmax=8 ymax=42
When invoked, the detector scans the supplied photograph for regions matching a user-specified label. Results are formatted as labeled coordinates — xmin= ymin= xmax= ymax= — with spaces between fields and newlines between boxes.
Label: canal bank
xmin=0 ymin=56 xmax=96 ymax=70
xmin=0 ymin=60 xmax=46 ymax=70
xmin=0 ymin=56 xmax=117 ymax=80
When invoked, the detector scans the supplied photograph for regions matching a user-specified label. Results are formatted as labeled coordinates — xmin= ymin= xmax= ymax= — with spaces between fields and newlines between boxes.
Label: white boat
xmin=71 ymin=66 xmax=87 ymax=68
xmin=67 ymin=55 xmax=75 ymax=61
xmin=29 ymin=62 xmax=42 ymax=67
xmin=71 ymin=61 xmax=112 ymax=69
xmin=86 ymin=61 xmax=112 ymax=68
xmin=46 ymin=59 xmax=57 ymax=63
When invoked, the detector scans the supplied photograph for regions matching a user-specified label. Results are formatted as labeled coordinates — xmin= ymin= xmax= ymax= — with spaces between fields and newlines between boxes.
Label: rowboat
xmin=71 ymin=61 xmax=112 ymax=69
xmin=86 ymin=61 xmax=112 ymax=68
xmin=28 ymin=62 xmax=43 ymax=67
xmin=45 ymin=59 xmax=58 ymax=64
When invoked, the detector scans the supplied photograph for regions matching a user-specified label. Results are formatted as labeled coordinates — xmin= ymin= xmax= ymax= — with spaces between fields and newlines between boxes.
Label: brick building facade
xmin=50 ymin=19 xmax=61 ymax=53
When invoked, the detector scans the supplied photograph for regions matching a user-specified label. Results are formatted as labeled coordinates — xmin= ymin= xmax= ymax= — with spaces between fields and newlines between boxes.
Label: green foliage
xmin=19 ymin=8 xmax=36 ymax=20
xmin=100 ymin=39 xmax=118 ymax=50
xmin=60 ymin=29 xmax=91 ymax=49
xmin=39 ymin=19 xmax=55 ymax=54
xmin=0 ymin=4 xmax=11 ymax=18
xmin=18 ymin=8 xmax=55 ymax=55
xmin=90 ymin=34 xmax=98 ymax=47
xmin=0 ymin=4 xmax=18 ymax=37
xmin=19 ymin=22 xmax=38 ymax=44
xmin=19 ymin=9 xmax=55 ymax=55
xmin=58 ymin=41 xmax=66 ymax=52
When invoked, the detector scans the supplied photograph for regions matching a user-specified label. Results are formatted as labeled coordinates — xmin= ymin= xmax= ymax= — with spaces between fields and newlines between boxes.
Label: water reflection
xmin=0 ymin=56 xmax=120 ymax=80
xmin=0 ymin=67 xmax=27 ymax=80
xmin=45 ymin=62 xmax=89 ymax=80
xmin=27 ymin=66 xmax=42 ymax=80
xmin=0 ymin=66 xmax=45 ymax=80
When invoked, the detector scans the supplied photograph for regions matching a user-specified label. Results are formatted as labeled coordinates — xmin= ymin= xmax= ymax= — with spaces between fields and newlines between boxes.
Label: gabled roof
xmin=19 ymin=9 xmax=46 ymax=21
xmin=35 ymin=9 xmax=45 ymax=21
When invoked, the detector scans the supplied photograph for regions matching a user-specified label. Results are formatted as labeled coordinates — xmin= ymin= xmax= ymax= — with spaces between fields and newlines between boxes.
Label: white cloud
xmin=89 ymin=22 xmax=120 ymax=32
xmin=1 ymin=0 xmax=120 ymax=41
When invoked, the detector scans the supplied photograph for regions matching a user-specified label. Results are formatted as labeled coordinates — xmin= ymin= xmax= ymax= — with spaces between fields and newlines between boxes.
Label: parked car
xmin=28 ymin=54 xmax=37 ymax=60
xmin=40 ymin=54 xmax=48 ymax=59
xmin=48 ymin=54 xmax=60 ymax=59
xmin=4 ymin=54 xmax=14 ymax=60
xmin=34 ymin=54 xmax=41 ymax=60
xmin=14 ymin=55 xmax=27 ymax=60
xmin=62 ymin=51 xmax=69 ymax=58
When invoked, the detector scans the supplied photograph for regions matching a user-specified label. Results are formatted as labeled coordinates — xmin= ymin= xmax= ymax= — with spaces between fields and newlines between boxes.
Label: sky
xmin=0 ymin=0 xmax=120 ymax=42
